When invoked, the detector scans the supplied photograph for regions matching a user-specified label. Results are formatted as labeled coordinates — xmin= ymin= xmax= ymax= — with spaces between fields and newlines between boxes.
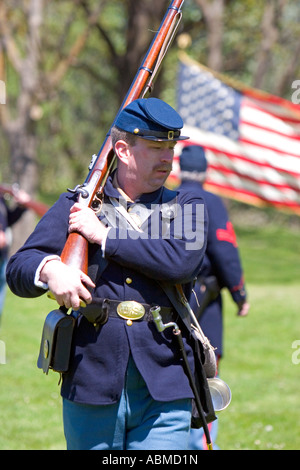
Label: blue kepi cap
xmin=180 ymin=145 xmax=207 ymax=172
xmin=114 ymin=98 xmax=189 ymax=141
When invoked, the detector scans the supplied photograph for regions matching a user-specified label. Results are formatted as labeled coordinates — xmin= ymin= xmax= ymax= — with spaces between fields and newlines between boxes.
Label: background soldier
xmin=178 ymin=145 xmax=250 ymax=450
xmin=0 ymin=188 xmax=30 ymax=324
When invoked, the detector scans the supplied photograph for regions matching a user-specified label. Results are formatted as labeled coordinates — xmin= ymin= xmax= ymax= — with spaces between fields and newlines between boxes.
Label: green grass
xmin=218 ymin=284 xmax=300 ymax=450
xmin=0 ymin=295 xmax=66 ymax=450
xmin=235 ymin=224 xmax=300 ymax=284
xmin=217 ymin=222 xmax=300 ymax=450
xmin=0 ymin=219 xmax=299 ymax=450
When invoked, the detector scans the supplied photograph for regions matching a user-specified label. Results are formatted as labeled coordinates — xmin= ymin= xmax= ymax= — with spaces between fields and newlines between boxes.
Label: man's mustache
xmin=154 ymin=165 xmax=172 ymax=172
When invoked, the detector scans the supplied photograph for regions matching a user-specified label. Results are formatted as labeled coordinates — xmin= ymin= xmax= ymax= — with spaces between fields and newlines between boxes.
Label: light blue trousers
xmin=63 ymin=356 xmax=192 ymax=450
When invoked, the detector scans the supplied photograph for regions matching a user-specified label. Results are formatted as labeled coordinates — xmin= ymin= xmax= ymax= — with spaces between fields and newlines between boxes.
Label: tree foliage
xmin=1 ymin=0 xmax=300 ymax=205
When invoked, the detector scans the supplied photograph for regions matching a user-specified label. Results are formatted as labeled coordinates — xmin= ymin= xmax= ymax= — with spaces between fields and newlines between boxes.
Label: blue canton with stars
xmin=177 ymin=62 xmax=242 ymax=141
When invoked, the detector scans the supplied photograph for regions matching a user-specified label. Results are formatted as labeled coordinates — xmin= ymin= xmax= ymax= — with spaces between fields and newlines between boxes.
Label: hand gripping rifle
xmin=59 ymin=0 xmax=185 ymax=274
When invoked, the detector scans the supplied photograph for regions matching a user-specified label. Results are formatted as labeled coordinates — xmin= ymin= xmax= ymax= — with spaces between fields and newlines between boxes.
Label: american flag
xmin=175 ymin=56 xmax=300 ymax=215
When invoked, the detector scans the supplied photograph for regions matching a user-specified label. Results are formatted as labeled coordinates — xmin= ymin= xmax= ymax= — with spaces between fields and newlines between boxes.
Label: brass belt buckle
xmin=117 ymin=301 xmax=145 ymax=321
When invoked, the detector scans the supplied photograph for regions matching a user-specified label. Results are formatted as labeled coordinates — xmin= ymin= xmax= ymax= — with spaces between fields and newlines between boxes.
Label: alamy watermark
xmin=0 ymin=340 xmax=6 ymax=365
xmin=0 ymin=80 xmax=5 ymax=105
xmin=102 ymin=201 xmax=205 ymax=251
xmin=291 ymin=340 xmax=300 ymax=365
xmin=291 ymin=80 xmax=300 ymax=104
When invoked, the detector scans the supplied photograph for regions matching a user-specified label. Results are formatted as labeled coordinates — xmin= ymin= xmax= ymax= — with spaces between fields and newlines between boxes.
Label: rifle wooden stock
xmin=0 ymin=184 xmax=49 ymax=217
xmin=60 ymin=0 xmax=185 ymax=273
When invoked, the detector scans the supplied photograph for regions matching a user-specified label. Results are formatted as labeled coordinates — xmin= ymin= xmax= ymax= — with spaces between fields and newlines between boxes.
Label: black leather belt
xmin=79 ymin=297 xmax=174 ymax=326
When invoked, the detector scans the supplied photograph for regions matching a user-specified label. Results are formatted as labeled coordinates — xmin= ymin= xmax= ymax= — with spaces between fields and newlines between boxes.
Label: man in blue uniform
xmin=178 ymin=145 xmax=249 ymax=450
xmin=6 ymin=99 xmax=209 ymax=450
xmin=0 ymin=189 xmax=30 ymax=324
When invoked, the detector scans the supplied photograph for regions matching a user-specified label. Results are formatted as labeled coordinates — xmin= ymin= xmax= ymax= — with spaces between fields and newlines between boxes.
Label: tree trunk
xmin=0 ymin=0 xmax=44 ymax=249
xmin=194 ymin=0 xmax=225 ymax=72
xmin=116 ymin=0 xmax=169 ymax=101
xmin=7 ymin=124 xmax=39 ymax=253
xmin=253 ymin=0 xmax=279 ymax=89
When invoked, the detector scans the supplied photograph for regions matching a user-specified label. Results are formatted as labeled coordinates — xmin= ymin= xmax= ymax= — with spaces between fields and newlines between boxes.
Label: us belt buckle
xmin=117 ymin=301 xmax=145 ymax=324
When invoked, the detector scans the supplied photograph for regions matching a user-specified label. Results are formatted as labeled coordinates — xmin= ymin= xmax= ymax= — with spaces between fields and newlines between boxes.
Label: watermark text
xmin=292 ymin=340 xmax=300 ymax=365
xmin=102 ymin=201 xmax=205 ymax=251
xmin=0 ymin=80 xmax=5 ymax=104
xmin=0 ymin=340 xmax=6 ymax=365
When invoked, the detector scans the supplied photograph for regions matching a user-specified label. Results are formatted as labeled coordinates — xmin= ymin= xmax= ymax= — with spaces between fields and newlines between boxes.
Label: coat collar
xmin=104 ymin=170 xmax=164 ymax=206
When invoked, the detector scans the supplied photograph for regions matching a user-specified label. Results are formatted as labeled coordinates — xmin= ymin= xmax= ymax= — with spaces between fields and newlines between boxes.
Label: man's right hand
xmin=40 ymin=259 xmax=95 ymax=310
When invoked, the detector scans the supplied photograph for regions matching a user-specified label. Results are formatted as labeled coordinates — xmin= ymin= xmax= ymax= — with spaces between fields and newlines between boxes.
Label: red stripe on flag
xmin=208 ymin=163 xmax=300 ymax=193
xmin=177 ymin=57 xmax=300 ymax=214
xmin=188 ymin=139 xmax=300 ymax=179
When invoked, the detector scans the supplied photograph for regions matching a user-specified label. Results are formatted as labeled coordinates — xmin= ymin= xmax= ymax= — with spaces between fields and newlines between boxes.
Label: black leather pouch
xmin=37 ymin=308 xmax=76 ymax=374
xmin=190 ymin=330 xmax=217 ymax=428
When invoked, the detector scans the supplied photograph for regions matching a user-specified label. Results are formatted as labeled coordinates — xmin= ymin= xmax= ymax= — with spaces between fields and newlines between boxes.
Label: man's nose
xmin=160 ymin=148 xmax=174 ymax=162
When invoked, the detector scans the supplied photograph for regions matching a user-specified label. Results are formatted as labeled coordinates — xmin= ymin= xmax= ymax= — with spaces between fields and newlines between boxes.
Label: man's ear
xmin=115 ymin=140 xmax=130 ymax=165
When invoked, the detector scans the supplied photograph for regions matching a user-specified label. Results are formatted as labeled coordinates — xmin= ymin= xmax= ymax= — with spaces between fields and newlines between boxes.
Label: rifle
xmin=0 ymin=183 xmax=49 ymax=217
xmin=59 ymin=0 xmax=185 ymax=274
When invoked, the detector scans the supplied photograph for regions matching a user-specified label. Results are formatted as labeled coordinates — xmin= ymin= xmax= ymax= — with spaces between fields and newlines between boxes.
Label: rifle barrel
xmin=60 ymin=0 xmax=185 ymax=272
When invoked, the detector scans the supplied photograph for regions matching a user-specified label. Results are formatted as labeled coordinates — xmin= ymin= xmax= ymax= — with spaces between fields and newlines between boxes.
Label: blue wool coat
xmin=6 ymin=174 xmax=208 ymax=405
